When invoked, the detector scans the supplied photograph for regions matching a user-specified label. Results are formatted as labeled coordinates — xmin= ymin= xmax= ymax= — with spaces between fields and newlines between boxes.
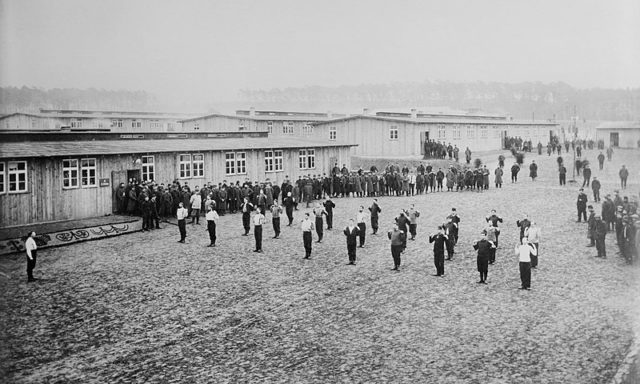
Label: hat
xmin=579 ymin=188 xmax=584 ymax=191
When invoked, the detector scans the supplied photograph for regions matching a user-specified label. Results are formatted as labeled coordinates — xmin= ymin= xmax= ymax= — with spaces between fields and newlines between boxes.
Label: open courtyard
xmin=1 ymin=148 xmax=639 ymax=383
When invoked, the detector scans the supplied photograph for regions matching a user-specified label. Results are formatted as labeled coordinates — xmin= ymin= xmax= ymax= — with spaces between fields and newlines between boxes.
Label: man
xmin=510 ymin=162 xmax=520 ymax=183
xmin=594 ymin=215 xmax=607 ymax=258
xmin=591 ymin=177 xmax=601 ymax=202
xmin=529 ymin=160 xmax=538 ymax=181
xmin=429 ymin=226 xmax=448 ymax=277
xmin=395 ymin=210 xmax=410 ymax=251
xmin=483 ymin=223 xmax=500 ymax=264
xmin=586 ymin=205 xmax=596 ymax=247
xmin=323 ymin=198 xmax=335 ymax=230
xmin=559 ymin=163 xmax=567 ymax=186
xmin=582 ymin=164 xmax=592 ymax=188
xmin=446 ymin=208 xmax=461 ymax=245
xmin=271 ymin=201 xmax=283 ymax=239
xmin=606 ymin=146 xmax=614 ymax=161
xmin=301 ymin=212 xmax=314 ymax=259
xmin=253 ymin=207 xmax=265 ymax=253
xmin=576 ymin=188 xmax=588 ymax=222
xmin=602 ymin=194 xmax=616 ymax=232
xmin=619 ymin=165 xmax=629 ymax=189
xmin=24 ymin=231 xmax=38 ymax=282
xmin=408 ymin=204 xmax=420 ymax=240
xmin=150 ymin=196 xmax=160 ymax=229
xmin=313 ymin=203 xmax=327 ymax=243
xmin=515 ymin=237 xmax=537 ymax=290
xmin=494 ymin=165 xmax=503 ymax=188
xmin=473 ymin=232 xmax=494 ymax=284
xmin=369 ymin=199 xmax=381 ymax=235
xmin=597 ymin=151 xmax=605 ymax=170
xmin=516 ymin=214 xmax=531 ymax=242
xmin=388 ymin=224 xmax=405 ymax=271
xmin=444 ymin=219 xmax=457 ymax=260
xmin=141 ymin=195 xmax=153 ymax=231
xmin=115 ymin=182 xmax=127 ymax=214
xmin=485 ymin=209 xmax=503 ymax=247
xmin=176 ymin=202 xmax=188 ymax=243
xmin=356 ymin=206 xmax=368 ymax=247
xmin=526 ymin=221 xmax=541 ymax=268
xmin=344 ymin=219 xmax=360 ymax=265
xmin=283 ymin=192 xmax=295 ymax=226
xmin=205 ymin=206 xmax=219 ymax=247
xmin=189 ymin=191 xmax=202 ymax=224
xmin=465 ymin=147 xmax=472 ymax=164
xmin=241 ymin=197 xmax=254 ymax=235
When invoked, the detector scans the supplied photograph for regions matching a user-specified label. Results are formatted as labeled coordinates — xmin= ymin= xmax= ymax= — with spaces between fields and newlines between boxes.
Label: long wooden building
xmin=0 ymin=132 xmax=355 ymax=227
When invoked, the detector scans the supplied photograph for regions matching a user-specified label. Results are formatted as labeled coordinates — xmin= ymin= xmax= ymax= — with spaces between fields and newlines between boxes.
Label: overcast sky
xmin=1 ymin=0 xmax=639 ymax=102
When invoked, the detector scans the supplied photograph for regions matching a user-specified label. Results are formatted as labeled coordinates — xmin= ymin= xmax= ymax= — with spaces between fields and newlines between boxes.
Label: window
xmin=0 ymin=162 xmax=5 ymax=194
xmin=63 ymin=159 xmax=79 ymax=189
xmin=267 ymin=121 xmax=273 ymax=134
xmin=179 ymin=154 xmax=192 ymax=178
xmin=302 ymin=123 xmax=313 ymax=135
xmin=438 ymin=125 xmax=446 ymax=139
xmin=8 ymin=161 xmax=28 ymax=193
xmin=71 ymin=119 xmax=82 ymax=129
xmin=299 ymin=149 xmax=315 ymax=169
xmin=225 ymin=152 xmax=246 ymax=175
xmin=81 ymin=158 xmax=97 ymax=187
xmin=192 ymin=154 xmax=204 ymax=178
xmin=274 ymin=150 xmax=283 ymax=171
xmin=131 ymin=120 xmax=142 ymax=129
xmin=467 ymin=126 xmax=475 ymax=139
xmin=283 ymin=122 xmax=294 ymax=134
xmin=494 ymin=126 xmax=501 ymax=138
xmin=453 ymin=125 xmax=461 ymax=140
xmin=389 ymin=126 xmax=398 ymax=140
xmin=167 ymin=123 xmax=175 ymax=131
xmin=112 ymin=119 xmax=123 ymax=128
xmin=264 ymin=150 xmax=283 ymax=172
xmin=329 ymin=127 xmax=337 ymax=140
xmin=238 ymin=120 xmax=246 ymax=131
xmin=480 ymin=125 xmax=488 ymax=138
xmin=150 ymin=121 xmax=162 ymax=130
xmin=142 ymin=156 xmax=155 ymax=181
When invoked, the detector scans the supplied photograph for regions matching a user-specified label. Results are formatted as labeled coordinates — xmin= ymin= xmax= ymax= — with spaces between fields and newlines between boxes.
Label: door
xmin=111 ymin=170 xmax=128 ymax=213
xmin=610 ymin=132 xmax=619 ymax=147
xmin=420 ymin=132 xmax=430 ymax=155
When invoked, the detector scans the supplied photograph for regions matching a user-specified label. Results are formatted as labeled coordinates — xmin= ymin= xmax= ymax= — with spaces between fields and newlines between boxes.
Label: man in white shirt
xmin=176 ymin=202 xmax=189 ymax=243
xmin=24 ymin=231 xmax=38 ymax=282
xmin=525 ymin=221 xmax=541 ymax=268
xmin=515 ymin=237 xmax=537 ymax=290
xmin=205 ymin=206 xmax=219 ymax=247
xmin=253 ymin=207 xmax=265 ymax=253
xmin=300 ymin=213 xmax=315 ymax=259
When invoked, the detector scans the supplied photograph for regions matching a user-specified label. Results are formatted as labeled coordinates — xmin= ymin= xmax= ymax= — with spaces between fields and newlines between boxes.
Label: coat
xmin=494 ymin=167 xmax=503 ymax=184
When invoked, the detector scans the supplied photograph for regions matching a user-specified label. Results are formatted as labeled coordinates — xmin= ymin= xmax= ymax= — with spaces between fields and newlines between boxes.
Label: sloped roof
xmin=595 ymin=121 xmax=640 ymax=130
xmin=0 ymin=137 xmax=357 ymax=159
xmin=311 ymin=114 xmax=558 ymax=126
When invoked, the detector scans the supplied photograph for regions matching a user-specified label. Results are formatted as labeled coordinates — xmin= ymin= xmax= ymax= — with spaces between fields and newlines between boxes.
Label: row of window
xmin=0 ymin=161 xmax=27 ymax=193
xmin=62 ymin=158 xmax=97 ymax=188
xmin=67 ymin=119 xmax=176 ymax=130
xmin=388 ymin=125 xmax=542 ymax=140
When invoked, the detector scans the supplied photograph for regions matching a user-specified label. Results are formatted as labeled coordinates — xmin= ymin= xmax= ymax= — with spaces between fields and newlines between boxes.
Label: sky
xmin=1 ymin=0 xmax=639 ymax=103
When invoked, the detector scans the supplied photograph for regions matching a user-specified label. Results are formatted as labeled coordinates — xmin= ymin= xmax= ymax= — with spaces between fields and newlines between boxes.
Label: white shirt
xmin=206 ymin=210 xmax=219 ymax=222
xmin=526 ymin=227 xmax=541 ymax=243
xmin=177 ymin=207 xmax=189 ymax=220
xmin=301 ymin=218 xmax=314 ymax=232
xmin=25 ymin=237 xmax=37 ymax=258
xmin=356 ymin=211 xmax=367 ymax=223
xmin=515 ymin=243 xmax=537 ymax=262
xmin=253 ymin=213 xmax=264 ymax=226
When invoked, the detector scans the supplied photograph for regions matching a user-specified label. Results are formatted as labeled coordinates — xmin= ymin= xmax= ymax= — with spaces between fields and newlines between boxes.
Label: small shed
xmin=595 ymin=122 xmax=640 ymax=148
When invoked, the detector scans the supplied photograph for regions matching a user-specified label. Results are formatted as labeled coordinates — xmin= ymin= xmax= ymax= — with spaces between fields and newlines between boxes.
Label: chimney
xmin=410 ymin=108 xmax=417 ymax=119
xmin=363 ymin=108 xmax=369 ymax=116
xmin=249 ymin=107 xmax=255 ymax=117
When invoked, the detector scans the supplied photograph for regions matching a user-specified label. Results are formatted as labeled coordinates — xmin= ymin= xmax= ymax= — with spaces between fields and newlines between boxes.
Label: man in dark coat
xmin=591 ymin=177 xmax=601 ymax=202
xmin=576 ymin=188 xmax=588 ymax=222
xmin=344 ymin=219 xmax=360 ymax=265
xmin=582 ymin=164 xmax=592 ymax=188
xmin=369 ymin=199 xmax=381 ymax=234
xmin=511 ymin=163 xmax=520 ymax=183
xmin=429 ymin=226 xmax=448 ymax=276
xmin=473 ymin=232 xmax=494 ymax=284
xmin=594 ymin=216 xmax=607 ymax=258
xmin=587 ymin=205 xmax=596 ymax=247
xmin=323 ymin=198 xmax=335 ymax=230
xmin=283 ymin=192 xmax=295 ymax=226
xmin=529 ymin=160 xmax=538 ymax=181
xmin=240 ymin=197 xmax=254 ymax=236
xmin=516 ymin=214 xmax=531 ymax=242
xmin=388 ymin=224 xmax=405 ymax=270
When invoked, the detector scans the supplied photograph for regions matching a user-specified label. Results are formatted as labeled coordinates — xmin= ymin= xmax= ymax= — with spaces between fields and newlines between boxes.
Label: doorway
xmin=420 ymin=131 xmax=430 ymax=155
xmin=610 ymin=132 xmax=619 ymax=147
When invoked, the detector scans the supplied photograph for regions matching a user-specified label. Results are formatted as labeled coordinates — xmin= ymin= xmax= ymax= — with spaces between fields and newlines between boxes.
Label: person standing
xmin=444 ymin=219 xmax=457 ymax=260
xmin=369 ymin=199 xmax=381 ymax=235
xmin=591 ymin=177 xmax=601 ymax=202
xmin=526 ymin=221 xmax=541 ymax=268
xmin=429 ymin=226 xmax=448 ymax=277
xmin=619 ymin=165 xmax=629 ymax=189
xmin=253 ymin=207 xmax=265 ymax=253
xmin=283 ymin=192 xmax=295 ymax=226
xmin=559 ymin=163 xmax=567 ymax=186
xmin=313 ymin=203 xmax=327 ymax=243
xmin=511 ymin=162 xmax=520 ymax=183
xmin=301 ymin=212 xmax=314 ymax=259
xmin=446 ymin=208 xmax=461 ymax=245
xmin=344 ymin=219 xmax=360 ymax=265
xmin=356 ymin=206 xmax=368 ymax=247
xmin=529 ymin=160 xmax=538 ymax=181
xmin=516 ymin=214 xmax=531 ymax=242
xmin=388 ymin=224 xmax=405 ymax=271
xmin=473 ymin=232 xmax=494 ymax=284
xmin=395 ymin=209 xmax=410 ymax=251
xmin=189 ymin=191 xmax=202 ymax=224
xmin=485 ymin=209 xmax=503 ymax=247
xmin=576 ymin=188 xmax=588 ymax=222
xmin=494 ymin=165 xmax=504 ymax=188
xmin=241 ymin=197 xmax=254 ymax=235
xmin=323 ymin=198 xmax=335 ymax=230
xmin=176 ymin=202 xmax=188 ymax=243
xmin=515 ymin=237 xmax=537 ymax=290
xmin=586 ymin=205 xmax=596 ymax=247
xmin=270 ymin=201 xmax=283 ymax=239
xmin=597 ymin=151 xmax=605 ymax=170
xmin=205 ymin=206 xmax=219 ymax=247
xmin=408 ymin=204 xmax=421 ymax=241
xmin=24 ymin=231 xmax=38 ymax=282
xmin=483 ymin=223 xmax=500 ymax=264
xmin=582 ymin=164 xmax=592 ymax=188
xmin=594 ymin=215 xmax=608 ymax=258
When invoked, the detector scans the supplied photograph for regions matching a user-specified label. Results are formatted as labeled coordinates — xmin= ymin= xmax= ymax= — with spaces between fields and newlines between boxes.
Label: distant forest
xmin=239 ymin=81 xmax=640 ymax=121
xmin=2 ymin=82 xmax=639 ymax=122
xmin=0 ymin=87 xmax=162 ymax=114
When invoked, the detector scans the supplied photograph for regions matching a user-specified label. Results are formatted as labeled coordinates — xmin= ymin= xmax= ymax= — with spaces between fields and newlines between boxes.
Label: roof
xmin=595 ymin=121 xmax=640 ymax=130
xmin=180 ymin=111 xmax=344 ymax=123
xmin=311 ymin=114 xmax=558 ymax=126
xmin=0 ymin=137 xmax=358 ymax=159
xmin=0 ymin=112 xmax=44 ymax=120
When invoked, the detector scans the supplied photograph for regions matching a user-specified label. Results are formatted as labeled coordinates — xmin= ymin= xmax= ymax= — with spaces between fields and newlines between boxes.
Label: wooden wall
xmin=0 ymin=146 xmax=352 ymax=227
